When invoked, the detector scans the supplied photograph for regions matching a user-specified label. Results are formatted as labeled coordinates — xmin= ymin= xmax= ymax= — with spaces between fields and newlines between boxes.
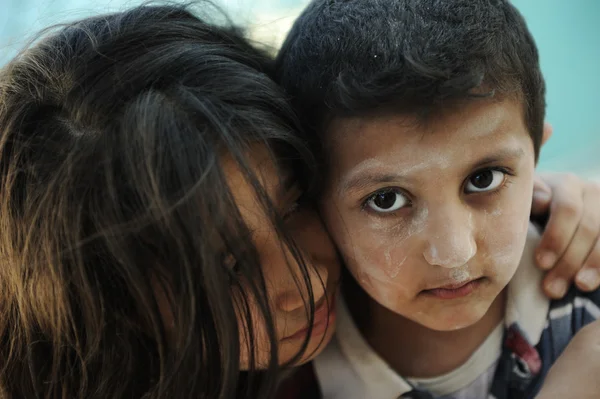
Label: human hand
xmin=531 ymin=172 xmax=600 ymax=299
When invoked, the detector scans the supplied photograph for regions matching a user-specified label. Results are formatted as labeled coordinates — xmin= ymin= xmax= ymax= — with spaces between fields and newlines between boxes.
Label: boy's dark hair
xmin=276 ymin=0 xmax=546 ymax=159
xmin=0 ymin=4 xmax=318 ymax=399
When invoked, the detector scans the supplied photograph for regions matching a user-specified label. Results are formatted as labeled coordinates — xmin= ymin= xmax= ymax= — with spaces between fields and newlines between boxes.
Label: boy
xmin=276 ymin=0 xmax=600 ymax=397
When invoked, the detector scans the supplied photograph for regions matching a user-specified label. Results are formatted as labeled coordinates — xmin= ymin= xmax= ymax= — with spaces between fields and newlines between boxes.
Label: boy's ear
xmin=542 ymin=122 xmax=553 ymax=146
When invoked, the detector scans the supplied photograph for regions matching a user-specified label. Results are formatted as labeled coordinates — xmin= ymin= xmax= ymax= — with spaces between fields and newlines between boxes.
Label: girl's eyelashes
xmin=464 ymin=167 xmax=512 ymax=194
xmin=282 ymin=186 xmax=309 ymax=220
xmin=363 ymin=188 xmax=411 ymax=214
xmin=283 ymin=195 xmax=303 ymax=220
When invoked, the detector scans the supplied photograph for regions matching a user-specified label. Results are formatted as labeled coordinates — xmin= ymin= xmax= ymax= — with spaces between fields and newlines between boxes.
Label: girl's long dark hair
xmin=0 ymin=4 xmax=317 ymax=398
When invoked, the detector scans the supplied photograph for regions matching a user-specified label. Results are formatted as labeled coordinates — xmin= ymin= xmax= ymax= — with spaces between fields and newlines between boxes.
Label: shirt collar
xmin=504 ymin=224 xmax=550 ymax=345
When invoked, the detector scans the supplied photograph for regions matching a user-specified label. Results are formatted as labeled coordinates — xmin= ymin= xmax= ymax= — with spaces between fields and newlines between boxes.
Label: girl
xmin=0 ymin=4 xmax=598 ymax=399
xmin=0 ymin=5 xmax=339 ymax=398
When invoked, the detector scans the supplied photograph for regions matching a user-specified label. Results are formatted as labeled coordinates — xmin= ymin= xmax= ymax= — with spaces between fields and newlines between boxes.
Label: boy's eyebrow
xmin=470 ymin=147 xmax=525 ymax=169
xmin=339 ymin=173 xmax=403 ymax=196
xmin=338 ymin=146 xmax=526 ymax=195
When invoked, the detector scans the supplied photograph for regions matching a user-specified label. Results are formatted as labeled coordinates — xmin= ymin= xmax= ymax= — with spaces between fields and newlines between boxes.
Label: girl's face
xmin=223 ymin=144 xmax=341 ymax=369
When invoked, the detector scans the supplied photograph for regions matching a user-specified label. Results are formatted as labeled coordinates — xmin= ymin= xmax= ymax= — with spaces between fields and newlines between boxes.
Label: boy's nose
xmin=422 ymin=208 xmax=477 ymax=269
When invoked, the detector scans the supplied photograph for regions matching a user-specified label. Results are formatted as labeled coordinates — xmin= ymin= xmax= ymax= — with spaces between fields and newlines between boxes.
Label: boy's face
xmin=321 ymin=98 xmax=543 ymax=331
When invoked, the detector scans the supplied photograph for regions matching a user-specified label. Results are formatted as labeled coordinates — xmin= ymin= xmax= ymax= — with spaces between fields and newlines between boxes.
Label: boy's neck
xmin=346 ymin=282 xmax=506 ymax=379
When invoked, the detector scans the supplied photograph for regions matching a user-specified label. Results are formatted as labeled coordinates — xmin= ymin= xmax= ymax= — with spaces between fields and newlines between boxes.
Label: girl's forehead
xmin=222 ymin=144 xmax=293 ymax=218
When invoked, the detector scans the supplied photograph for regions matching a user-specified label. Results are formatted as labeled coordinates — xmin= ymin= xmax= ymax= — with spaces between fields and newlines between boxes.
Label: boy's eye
xmin=366 ymin=190 xmax=409 ymax=213
xmin=464 ymin=169 xmax=506 ymax=193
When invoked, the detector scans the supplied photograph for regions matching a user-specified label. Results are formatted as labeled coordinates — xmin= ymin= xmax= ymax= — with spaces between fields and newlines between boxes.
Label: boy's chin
xmin=416 ymin=308 xmax=489 ymax=332
xmin=407 ymin=296 xmax=499 ymax=332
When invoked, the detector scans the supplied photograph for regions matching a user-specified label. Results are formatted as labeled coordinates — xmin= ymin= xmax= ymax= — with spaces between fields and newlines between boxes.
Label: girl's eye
xmin=464 ymin=169 xmax=506 ymax=193
xmin=283 ymin=189 xmax=308 ymax=220
xmin=365 ymin=190 xmax=409 ymax=213
xmin=283 ymin=201 xmax=300 ymax=220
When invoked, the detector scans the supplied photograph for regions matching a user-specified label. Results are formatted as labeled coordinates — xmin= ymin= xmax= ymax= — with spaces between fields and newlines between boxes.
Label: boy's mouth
xmin=422 ymin=277 xmax=486 ymax=300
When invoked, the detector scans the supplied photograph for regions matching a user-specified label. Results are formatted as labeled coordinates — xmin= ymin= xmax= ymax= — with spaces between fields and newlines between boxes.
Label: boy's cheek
xmin=344 ymin=255 xmax=416 ymax=313
xmin=471 ymin=180 xmax=534 ymax=294
xmin=350 ymin=263 xmax=413 ymax=309
xmin=333 ymin=226 xmax=420 ymax=308
xmin=319 ymin=199 xmax=406 ymax=288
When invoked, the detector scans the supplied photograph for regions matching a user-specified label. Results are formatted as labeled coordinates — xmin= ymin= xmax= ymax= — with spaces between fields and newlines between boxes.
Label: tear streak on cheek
xmin=365 ymin=207 xmax=429 ymax=280
xmin=354 ymin=257 xmax=408 ymax=292
xmin=355 ymin=267 xmax=411 ymax=304
xmin=352 ymin=243 xmax=411 ymax=284
xmin=383 ymin=251 xmax=408 ymax=279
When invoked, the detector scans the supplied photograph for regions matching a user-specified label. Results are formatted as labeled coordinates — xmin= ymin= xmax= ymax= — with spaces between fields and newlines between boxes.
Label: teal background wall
xmin=510 ymin=0 xmax=600 ymax=178
xmin=1 ymin=0 xmax=598 ymax=178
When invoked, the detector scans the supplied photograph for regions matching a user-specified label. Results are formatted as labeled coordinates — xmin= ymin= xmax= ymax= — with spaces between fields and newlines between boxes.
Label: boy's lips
xmin=422 ymin=277 xmax=486 ymax=300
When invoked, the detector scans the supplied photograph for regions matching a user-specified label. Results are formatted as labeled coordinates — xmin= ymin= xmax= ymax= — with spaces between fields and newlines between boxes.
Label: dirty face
xmin=321 ymin=99 xmax=544 ymax=331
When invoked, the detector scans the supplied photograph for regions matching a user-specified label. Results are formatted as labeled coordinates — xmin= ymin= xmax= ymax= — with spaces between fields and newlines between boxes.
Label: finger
xmin=544 ymin=195 xmax=600 ymax=299
xmin=574 ymin=182 xmax=600 ymax=291
xmin=542 ymin=185 xmax=600 ymax=297
xmin=576 ymin=239 xmax=600 ymax=291
xmin=536 ymin=174 xmax=583 ymax=271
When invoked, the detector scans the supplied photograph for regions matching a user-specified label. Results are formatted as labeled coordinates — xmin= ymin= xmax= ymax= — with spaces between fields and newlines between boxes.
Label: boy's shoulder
xmin=514 ymin=223 xmax=600 ymax=344
xmin=493 ymin=284 xmax=600 ymax=399
xmin=493 ymin=223 xmax=600 ymax=398
xmin=506 ymin=223 xmax=600 ymax=354
xmin=541 ymin=284 xmax=600 ymax=354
